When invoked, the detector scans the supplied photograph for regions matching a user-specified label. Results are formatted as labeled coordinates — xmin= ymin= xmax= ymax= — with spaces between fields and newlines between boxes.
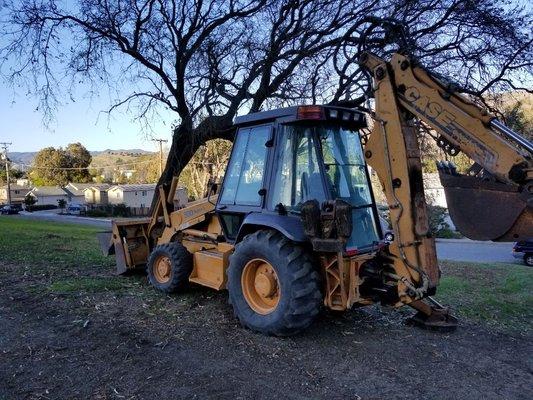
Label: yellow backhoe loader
xmin=100 ymin=52 xmax=532 ymax=336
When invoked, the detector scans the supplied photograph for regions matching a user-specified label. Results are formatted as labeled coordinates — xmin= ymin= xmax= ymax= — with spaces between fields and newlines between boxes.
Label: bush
xmin=26 ymin=204 xmax=58 ymax=212
xmin=111 ymin=203 xmax=130 ymax=217
xmin=86 ymin=209 xmax=109 ymax=217
xmin=375 ymin=203 xmax=462 ymax=239
xmin=85 ymin=204 xmax=131 ymax=218
xmin=436 ymin=228 xmax=463 ymax=239
xmin=427 ymin=204 xmax=462 ymax=239
xmin=427 ymin=204 xmax=448 ymax=234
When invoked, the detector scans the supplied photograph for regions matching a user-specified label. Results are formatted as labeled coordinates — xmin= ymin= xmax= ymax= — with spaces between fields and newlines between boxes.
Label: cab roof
xmin=234 ymin=105 xmax=367 ymax=129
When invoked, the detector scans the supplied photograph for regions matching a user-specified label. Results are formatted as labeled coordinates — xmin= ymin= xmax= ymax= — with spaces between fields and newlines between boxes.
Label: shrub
xmin=86 ymin=209 xmax=109 ymax=217
xmin=85 ymin=204 xmax=131 ymax=218
xmin=26 ymin=204 xmax=58 ymax=212
xmin=112 ymin=203 xmax=130 ymax=217
xmin=427 ymin=204 xmax=462 ymax=239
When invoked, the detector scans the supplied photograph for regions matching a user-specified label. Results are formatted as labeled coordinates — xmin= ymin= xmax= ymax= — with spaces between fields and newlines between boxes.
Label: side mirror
xmin=384 ymin=232 xmax=394 ymax=243
xmin=207 ymin=181 xmax=218 ymax=205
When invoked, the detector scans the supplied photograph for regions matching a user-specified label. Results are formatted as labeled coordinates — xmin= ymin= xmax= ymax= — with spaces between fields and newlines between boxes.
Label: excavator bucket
xmin=439 ymin=168 xmax=532 ymax=242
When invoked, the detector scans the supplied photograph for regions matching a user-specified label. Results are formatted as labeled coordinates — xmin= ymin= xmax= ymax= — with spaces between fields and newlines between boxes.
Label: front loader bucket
xmin=97 ymin=231 xmax=114 ymax=256
xmin=439 ymin=170 xmax=532 ymax=242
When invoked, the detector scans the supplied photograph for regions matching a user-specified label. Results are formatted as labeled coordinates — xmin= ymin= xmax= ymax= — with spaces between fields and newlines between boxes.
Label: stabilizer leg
xmin=407 ymin=297 xmax=458 ymax=332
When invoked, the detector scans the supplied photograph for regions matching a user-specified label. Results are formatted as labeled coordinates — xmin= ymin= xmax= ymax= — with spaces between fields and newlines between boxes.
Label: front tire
xmin=147 ymin=242 xmax=193 ymax=293
xmin=228 ymin=230 xmax=322 ymax=336
xmin=524 ymin=254 xmax=533 ymax=267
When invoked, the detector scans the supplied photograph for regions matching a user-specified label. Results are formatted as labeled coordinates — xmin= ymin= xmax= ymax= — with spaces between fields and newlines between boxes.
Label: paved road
xmin=8 ymin=212 xmax=519 ymax=264
xmin=436 ymin=238 xmax=516 ymax=264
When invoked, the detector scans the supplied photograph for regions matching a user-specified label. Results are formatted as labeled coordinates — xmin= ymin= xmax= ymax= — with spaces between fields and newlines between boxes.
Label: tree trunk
xmin=150 ymin=115 xmax=235 ymax=212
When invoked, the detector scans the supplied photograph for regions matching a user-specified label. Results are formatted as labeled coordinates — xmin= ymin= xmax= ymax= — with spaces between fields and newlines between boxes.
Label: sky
xmin=0 ymin=82 xmax=176 ymax=153
xmin=0 ymin=0 xmax=175 ymax=153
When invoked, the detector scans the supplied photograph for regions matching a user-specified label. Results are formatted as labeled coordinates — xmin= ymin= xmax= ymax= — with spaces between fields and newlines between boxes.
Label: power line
xmin=14 ymin=158 xmax=155 ymax=171
xmin=151 ymin=138 xmax=168 ymax=176
xmin=1 ymin=142 xmax=13 ymax=205
xmin=13 ymin=158 xmax=218 ymax=171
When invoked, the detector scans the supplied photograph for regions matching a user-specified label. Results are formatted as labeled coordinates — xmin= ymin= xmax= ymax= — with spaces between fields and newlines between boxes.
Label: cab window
xmin=270 ymin=124 xmax=326 ymax=210
xmin=219 ymin=125 xmax=270 ymax=206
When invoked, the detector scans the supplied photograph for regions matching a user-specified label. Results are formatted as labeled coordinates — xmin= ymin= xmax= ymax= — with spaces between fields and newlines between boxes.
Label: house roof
xmin=108 ymin=183 xmax=157 ymax=192
xmin=67 ymin=182 xmax=97 ymax=191
xmin=1 ymin=185 xmax=32 ymax=193
xmin=63 ymin=187 xmax=86 ymax=198
xmin=83 ymin=184 xmax=111 ymax=192
xmin=30 ymin=186 xmax=68 ymax=196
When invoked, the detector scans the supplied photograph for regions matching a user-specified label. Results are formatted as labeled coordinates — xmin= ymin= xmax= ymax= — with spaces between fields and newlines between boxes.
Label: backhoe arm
xmin=360 ymin=52 xmax=532 ymax=243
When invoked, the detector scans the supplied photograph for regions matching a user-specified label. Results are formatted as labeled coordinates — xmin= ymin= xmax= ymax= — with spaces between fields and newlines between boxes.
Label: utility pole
xmin=152 ymin=138 xmax=168 ymax=177
xmin=1 ymin=142 xmax=12 ymax=205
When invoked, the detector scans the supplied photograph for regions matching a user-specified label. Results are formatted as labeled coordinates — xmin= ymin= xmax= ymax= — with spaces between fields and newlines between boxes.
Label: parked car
xmin=0 ymin=204 xmax=21 ymax=215
xmin=66 ymin=204 xmax=85 ymax=215
xmin=513 ymin=240 xmax=533 ymax=266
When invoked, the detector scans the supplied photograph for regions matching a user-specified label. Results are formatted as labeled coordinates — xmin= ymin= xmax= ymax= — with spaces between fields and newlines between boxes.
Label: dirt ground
xmin=1 ymin=257 xmax=532 ymax=400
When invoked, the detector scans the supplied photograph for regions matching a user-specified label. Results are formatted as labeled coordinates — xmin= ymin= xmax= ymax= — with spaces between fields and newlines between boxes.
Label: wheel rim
xmin=153 ymin=255 xmax=172 ymax=283
xmin=526 ymin=256 xmax=533 ymax=266
xmin=241 ymin=258 xmax=280 ymax=315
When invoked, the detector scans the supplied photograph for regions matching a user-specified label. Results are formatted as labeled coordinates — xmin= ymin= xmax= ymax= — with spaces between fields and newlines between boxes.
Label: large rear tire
xmin=228 ymin=230 xmax=322 ymax=336
xmin=147 ymin=242 xmax=193 ymax=293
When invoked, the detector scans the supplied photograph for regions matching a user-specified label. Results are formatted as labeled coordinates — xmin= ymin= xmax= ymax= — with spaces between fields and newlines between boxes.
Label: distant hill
xmin=90 ymin=150 xmax=156 ymax=169
xmin=8 ymin=149 xmax=155 ymax=169
xmin=7 ymin=152 xmax=36 ymax=166
xmin=90 ymin=149 xmax=153 ymax=157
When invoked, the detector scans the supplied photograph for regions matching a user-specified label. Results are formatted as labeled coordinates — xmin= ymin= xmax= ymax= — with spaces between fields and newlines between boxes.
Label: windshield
xmin=270 ymin=123 xmax=380 ymax=251
xmin=319 ymin=126 xmax=373 ymax=207
xmin=269 ymin=125 xmax=327 ymax=210
xmin=317 ymin=126 xmax=379 ymax=251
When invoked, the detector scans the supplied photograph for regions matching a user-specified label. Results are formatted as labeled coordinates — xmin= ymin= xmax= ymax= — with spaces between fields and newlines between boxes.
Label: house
xmin=423 ymin=173 xmax=448 ymax=208
xmin=0 ymin=185 xmax=32 ymax=205
xmin=16 ymin=178 xmax=30 ymax=186
xmin=63 ymin=182 xmax=94 ymax=205
xmin=174 ymin=187 xmax=188 ymax=209
xmin=108 ymin=184 xmax=156 ymax=208
xmin=84 ymin=184 xmax=111 ymax=205
xmin=121 ymin=169 xmax=136 ymax=179
xmin=28 ymin=186 xmax=69 ymax=206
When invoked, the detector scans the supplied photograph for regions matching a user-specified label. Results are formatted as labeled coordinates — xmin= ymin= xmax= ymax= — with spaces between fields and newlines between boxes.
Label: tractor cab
xmin=216 ymin=105 xmax=382 ymax=255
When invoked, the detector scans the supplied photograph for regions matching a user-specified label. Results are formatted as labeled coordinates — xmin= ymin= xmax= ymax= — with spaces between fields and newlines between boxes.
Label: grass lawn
xmin=1 ymin=215 xmax=531 ymax=333
xmin=0 ymin=216 xmax=110 ymax=267
xmin=437 ymin=261 xmax=532 ymax=332
xmin=0 ymin=215 xmax=127 ymax=293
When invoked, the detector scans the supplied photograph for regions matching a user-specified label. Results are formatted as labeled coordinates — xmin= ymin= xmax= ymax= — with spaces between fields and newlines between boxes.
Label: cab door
xmin=216 ymin=124 xmax=272 ymax=241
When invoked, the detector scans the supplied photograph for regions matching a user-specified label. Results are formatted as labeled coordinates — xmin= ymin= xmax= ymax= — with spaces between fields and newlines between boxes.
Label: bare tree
xmin=2 ymin=0 xmax=531 ymax=198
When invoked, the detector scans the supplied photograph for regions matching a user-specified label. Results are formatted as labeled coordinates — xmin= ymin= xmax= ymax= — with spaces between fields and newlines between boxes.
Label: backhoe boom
xmin=360 ymin=52 xmax=532 ymax=242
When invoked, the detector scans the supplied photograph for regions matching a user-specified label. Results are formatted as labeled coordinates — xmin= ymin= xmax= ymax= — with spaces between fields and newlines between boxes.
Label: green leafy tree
xmin=0 ymin=162 xmax=24 ymax=185
xmin=30 ymin=143 xmax=92 ymax=185
xmin=23 ymin=193 xmax=36 ymax=210
xmin=57 ymin=198 xmax=67 ymax=211
xmin=178 ymin=139 xmax=232 ymax=200
xmin=66 ymin=143 xmax=92 ymax=182
xmin=504 ymin=101 xmax=533 ymax=141
xmin=31 ymin=147 xmax=71 ymax=186
xmin=128 ymin=154 xmax=163 ymax=184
